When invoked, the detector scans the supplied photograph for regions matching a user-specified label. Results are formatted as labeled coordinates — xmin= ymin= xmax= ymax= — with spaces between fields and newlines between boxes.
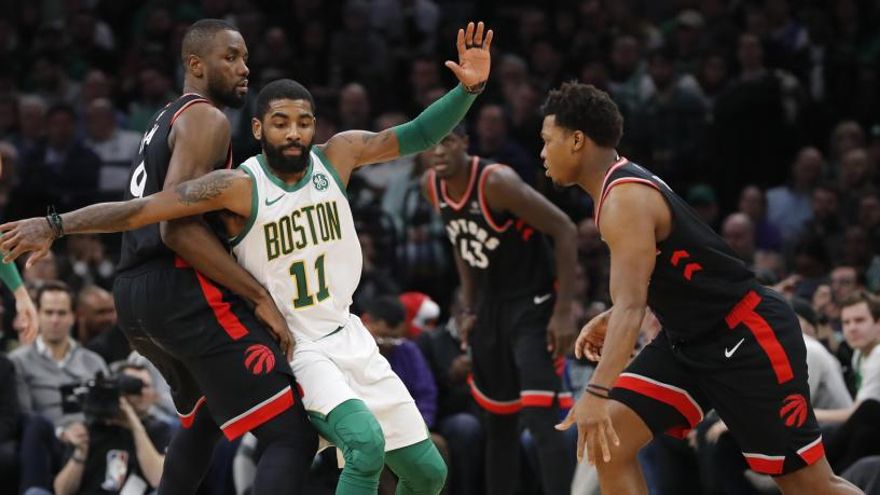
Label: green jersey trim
xmin=229 ymin=164 xmax=259 ymax=247
xmin=256 ymin=153 xmax=313 ymax=192
xmin=313 ymin=147 xmax=347 ymax=198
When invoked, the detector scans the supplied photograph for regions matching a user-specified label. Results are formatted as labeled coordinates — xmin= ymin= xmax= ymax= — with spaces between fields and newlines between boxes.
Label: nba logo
xmin=102 ymin=449 xmax=130 ymax=491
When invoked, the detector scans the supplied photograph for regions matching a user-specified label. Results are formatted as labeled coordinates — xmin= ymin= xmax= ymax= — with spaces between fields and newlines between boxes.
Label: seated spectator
xmin=738 ymin=185 xmax=783 ymax=252
xmin=37 ymin=363 xmax=172 ymax=495
xmin=10 ymin=103 xmax=102 ymax=219
xmin=76 ymin=285 xmax=129 ymax=365
xmin=83 ymin=98 xmax=141 ymax=199
xmin=824 ymin=292 xmax=880 ymax=473
xmin=399 ymin=292 xmax=440 ymax=340
xmin=9 ymin=281 xmax=107 ymax=492
xmin=417 ymin=290 xmax=484 ymax=495
xmin=766 ymin=146 xmax=823 ymax=244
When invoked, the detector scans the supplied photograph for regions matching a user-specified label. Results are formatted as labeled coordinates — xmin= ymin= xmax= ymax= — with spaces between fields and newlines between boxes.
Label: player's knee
xmin=336 ymin=410 xmax=386 ymax=476
xmin=418 ymin=446 xmax=448 ymax=491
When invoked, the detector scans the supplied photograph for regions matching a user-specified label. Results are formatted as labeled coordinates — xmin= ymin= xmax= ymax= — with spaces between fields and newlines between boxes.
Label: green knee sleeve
xmin=385 ymin=438 xmax=448 ymax=495
xmin=310 ymin=399 xmax=385 ymax=494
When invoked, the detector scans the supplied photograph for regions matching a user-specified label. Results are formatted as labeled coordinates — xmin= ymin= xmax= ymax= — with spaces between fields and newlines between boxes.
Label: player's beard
xmin=206 ymin=73 xmax=247 ymax=109
xmin=262 ymin=135 xmax=311 ymax=174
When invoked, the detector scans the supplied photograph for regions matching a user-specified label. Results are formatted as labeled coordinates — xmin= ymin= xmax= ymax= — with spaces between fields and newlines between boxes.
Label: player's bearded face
xmin=206 ymin=67 xmax=247 ymax=109
xmin=262 ymin=134 xmax=312 ymax=174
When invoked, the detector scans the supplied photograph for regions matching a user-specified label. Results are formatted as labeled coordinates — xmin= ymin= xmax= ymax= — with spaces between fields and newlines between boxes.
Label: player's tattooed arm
xmin=0 ymin=169 xmax=251 ymax=263
xmin=319 ymin=129 xmax=399 ymax=185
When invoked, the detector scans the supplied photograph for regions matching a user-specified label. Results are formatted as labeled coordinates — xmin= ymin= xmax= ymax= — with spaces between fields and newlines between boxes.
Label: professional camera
xmin=60 ymin=372 xmax=145 ymax=423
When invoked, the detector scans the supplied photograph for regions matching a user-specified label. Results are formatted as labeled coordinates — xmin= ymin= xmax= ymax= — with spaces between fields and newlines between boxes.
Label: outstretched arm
xmin=484 ymin=165 xmax=579 ymax=358
xmin=320 ymin=21 xmax=493 ymax=185
xmin=0 ymin=169 xmax=251 ymax=263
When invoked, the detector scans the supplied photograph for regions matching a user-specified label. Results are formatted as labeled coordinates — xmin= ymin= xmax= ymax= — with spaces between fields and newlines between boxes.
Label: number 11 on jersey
xmin=290 ymin=254 xmax=330 ymax=309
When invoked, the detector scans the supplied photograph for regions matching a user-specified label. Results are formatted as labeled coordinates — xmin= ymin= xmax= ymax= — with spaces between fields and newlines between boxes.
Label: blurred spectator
xmin=408 ymin=57 xmax=442 ymax=113
xmin=22 ymin=252 xmax=60 ymax=287
xmin=11 ymin=103 xmax=102 ymax=218
xmin=470 ymin=104 xmax=535 ymax=184
xmin=26 ymin=51 xmax=80 ymax=107
xmin=829 ymin=120 xmax=865 ymax=171
xmin=76 ymin=285 xmax=129 ymax=365
xmin=351 ymin=228 xmax=400 ymax=315
xmin=685 ymin=183 xmax=720 ymax=231
xmin=721 ymin=212 xmax=757 ymax=267
xmin=337 ymin=82 xmax=372 ymax=132
xmin=84 ymin=98 xmax=141 ymax=197
xmin=398 ymin=292 xmax=440 ymax=340
xmin=628 ymin=46 xmax=707 ymax=186
xmin=695 ymin=52 xmax=730 ymax=109
xmin=362 ymin=296 xmax=437 ymax=427
xmin=9 ymin=95 xmax=48 ymax=161
xmin=62 ymin=234 xmax=115 ymax=291
xmin=767 ymin=146 xmax=824 ymax=243
xmin=65 ymin=8 xmax=117 ymax=77
xmin=802 ymin=182 xmax=846 ymax=261
xmin=417 ymin=290 xmax=483 ymax=495
xmin=10 ymin=281 xmax=107 ymax=492
xmin=127 ymin=66 xmax=174 ymax=133
xmin=737 ymin=185 xmax=782 ymax=252
xmin=0 ymin=142 xmax=19 ymax=216
xmin=370 ymin=0 xmax=439 ymax=58
xmin=329 ymin=0 xmax=390 ymax=90
xmin=838 ymin=148 xmax=875 ymax=221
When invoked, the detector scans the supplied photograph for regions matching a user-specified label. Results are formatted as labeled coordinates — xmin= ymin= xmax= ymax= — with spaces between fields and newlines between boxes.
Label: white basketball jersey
xmin=231 ymin=150 xmax=362 ymax=342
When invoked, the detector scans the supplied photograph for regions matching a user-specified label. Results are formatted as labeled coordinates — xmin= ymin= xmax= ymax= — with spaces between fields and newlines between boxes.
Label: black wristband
xmin=585 ymin=388 xmax=609 ymax=400
xmin=46 ymin=206 xmax=64 ymax=239
xmin=463 ymin=81 xmax=486 ymax=95
xmin=586 ymin=383 xmax=612 ymax=393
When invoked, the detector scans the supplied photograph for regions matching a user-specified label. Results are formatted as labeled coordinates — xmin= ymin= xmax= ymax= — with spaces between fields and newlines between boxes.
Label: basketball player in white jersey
xmin=1 ymin=22 xmax=493 ymax=495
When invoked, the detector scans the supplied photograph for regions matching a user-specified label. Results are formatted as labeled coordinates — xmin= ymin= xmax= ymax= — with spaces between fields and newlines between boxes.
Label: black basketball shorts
xmin=113 ymin=257 xmax=301 ymax=440
xmin=468 ymin=291 xmax=572 ymax=414
xmin=610 ymin=288 xmax=824 ymax=475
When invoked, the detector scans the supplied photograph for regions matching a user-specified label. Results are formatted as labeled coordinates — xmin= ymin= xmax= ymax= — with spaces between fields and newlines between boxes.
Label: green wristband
xmin=0 ymin=259 xmax=23 ymax=292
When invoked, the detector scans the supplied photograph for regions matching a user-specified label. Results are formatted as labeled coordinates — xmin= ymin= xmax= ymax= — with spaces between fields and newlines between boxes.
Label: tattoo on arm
xmin=64 ymin=200 xmax=147 ymax=233
xmin=174 ymin=171 xmax=237 ymax=205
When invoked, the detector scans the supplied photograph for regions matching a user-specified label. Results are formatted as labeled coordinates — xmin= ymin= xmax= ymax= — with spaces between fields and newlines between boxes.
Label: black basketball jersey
xmin=596 ymin=158 xmax=756 ymax=339
xmin=117 ymin=94 xmax=232 ymax=273
xmin=430 ymin=157 xmax=554 ymax=300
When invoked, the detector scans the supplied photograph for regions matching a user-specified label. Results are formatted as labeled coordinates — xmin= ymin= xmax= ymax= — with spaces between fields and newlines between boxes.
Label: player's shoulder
xmin=479 ymin=160 xmax=520 ymax=190
xmin=173 ymin=102 xmax=229 ymax=130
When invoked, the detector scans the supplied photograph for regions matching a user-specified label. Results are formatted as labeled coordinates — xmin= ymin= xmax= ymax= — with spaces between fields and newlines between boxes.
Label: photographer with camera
xmin=10 ymin=280 xmax=108 ymax=492
xmin=46 ymin=363 xmax=172 ymax=495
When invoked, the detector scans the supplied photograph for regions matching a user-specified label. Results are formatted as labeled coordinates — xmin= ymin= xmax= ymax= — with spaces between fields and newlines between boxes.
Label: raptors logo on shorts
xmin=244 ymin=344 xmax=276 ymax=375
xmin=780 ymin=394 xmax=808 ymax=428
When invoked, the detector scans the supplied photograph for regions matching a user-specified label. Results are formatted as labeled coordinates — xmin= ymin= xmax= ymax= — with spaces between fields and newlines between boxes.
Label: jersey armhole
xmin=594 ymin=177 xmax=662 ymax=229
xmin=229 ymin=164 xmax=259 ymax=247
xmin=478 ymin=163 xmax=513 ymax=233
xmin=169 ymin=98 xmax=211 ymax=127
xmin=427 ymin=169 xmax=440 ymax=212
xmin=313 ymin=146 xmax=347 ymax=198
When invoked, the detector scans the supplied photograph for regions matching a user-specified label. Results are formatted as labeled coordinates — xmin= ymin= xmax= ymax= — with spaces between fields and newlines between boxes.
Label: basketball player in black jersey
xmin=420 ymin=125 xmax=577 ymax=495
xmin=70 ymin=20 xmax=316 ymax=493
xmin=545 ymin=82 xmax=860 ymax=494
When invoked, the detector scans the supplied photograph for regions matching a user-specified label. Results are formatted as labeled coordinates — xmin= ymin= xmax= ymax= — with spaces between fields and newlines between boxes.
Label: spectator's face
xmin=648 ymin=56 xmax=675 ymax=89
xmin=611 ymin=36 xmax=640 ymax=73
xmin=811 ymin=189 xmax=838 ymax=220
xmin=842 ymin=302 xmax=880 ymax=352
xmin=737 ymin=34 xmax=763 ymax=70
xmin=722 ymin=217 xmax=755 ymax=260
xmin=200 ymin=29 xmax=250 ymax=109
xmin=792 ymin=148 xmax=823 ymax=186
xmin=738 ymin=186 xmax=765 ymax=220
xmin=426 ymin=133 xmax=469 ymax=179
xmin=498 ymin=58 xmax=527 ymax=89
xmin=859 ymin=195 xmax=880 ymax=229
xmin=700 ymin=55 xmax=728 ymax=90
xmin=830 ymin=267 xmax=859 ymax=303
xmin=38 ymin=290 xmax=75 ymax=345
xmin=122 ymin=368 xmax=156 ymax=416
xmin=78 ymin=291 xmax=118 ymax=338
xmin=23 ymin=252 xmax=58 ymax=284
xmin=81 ymin=71 xmax=111 ymax=103
xmin=47 ymin=111 xmax=76 ymax=149
xmin=339 ymin=85 xmax=370 ymax=125
xmin=530 ymin=41 xmax=561 ymax=76
xmin=840 ymin=149 xmax=872 ymax=188
xmin=410 ymin=60 xmax=439 ymax=93
xmin=19 ymin=102 xmax=46 ymax=139
xmin=832 ymin=122 xmax=864 ymax=159
xmin=85 ymin=103 xmax=115 ymax=141
xmin=254 ymin=98 xmax=316 ymax=175
xmin=843 ymin=227 xmax=870 ymax=265
xmin=477 ymin=105 xmax=507 ymax=146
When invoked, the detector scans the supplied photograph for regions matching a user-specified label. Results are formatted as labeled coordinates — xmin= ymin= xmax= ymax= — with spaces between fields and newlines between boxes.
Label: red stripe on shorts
xmin=221 ymin=386 xmax=294 ymax=440
xmin=175 ymin=256 xmax=249 ymax=340
xmin=614 ymin=373 xmax=704 ymax=428
xmin=725 ymin=290 xmax=794 ymax=384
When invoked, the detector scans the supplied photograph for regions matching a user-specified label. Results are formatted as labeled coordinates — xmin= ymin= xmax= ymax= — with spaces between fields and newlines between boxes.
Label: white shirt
xmin=853 ymin=344 xmax=880 ymax=404
xmin=803 ymin=335 xmax=853 ymax=409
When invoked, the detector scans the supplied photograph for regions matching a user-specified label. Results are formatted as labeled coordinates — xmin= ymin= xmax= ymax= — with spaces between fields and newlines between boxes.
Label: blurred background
xmin=0 ymin=1 xmax=879 ymax=494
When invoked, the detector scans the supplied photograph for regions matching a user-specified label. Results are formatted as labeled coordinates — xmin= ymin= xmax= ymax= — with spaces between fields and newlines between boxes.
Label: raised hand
xmin=0 ymin=218 xmax=56 ymax=267
xmin=445 ymin=21 xmax=493 ymax=89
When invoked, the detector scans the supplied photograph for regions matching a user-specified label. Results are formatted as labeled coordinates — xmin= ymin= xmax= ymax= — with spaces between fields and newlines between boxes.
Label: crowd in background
xmin=1 ymin=0 xmax=880 ymax=494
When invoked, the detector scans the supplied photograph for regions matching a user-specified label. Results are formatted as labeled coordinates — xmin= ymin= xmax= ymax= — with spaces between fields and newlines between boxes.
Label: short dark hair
xmin=36 ymin=280 xmax=74 ymax=311
xmin=255 ymin=79 xmax=315 ymax=120
xmin=181 ymin=19 xmax=239 ymax=64
xmin=839 ymin=291 xmax=880 ymax=322
xmin=541 ymin=81 xmax=623 ymax=147
xmin=364 ymin=296 xmax=407 ymax=328
xmin=46 ymin=103 xmax=76 ymax=120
